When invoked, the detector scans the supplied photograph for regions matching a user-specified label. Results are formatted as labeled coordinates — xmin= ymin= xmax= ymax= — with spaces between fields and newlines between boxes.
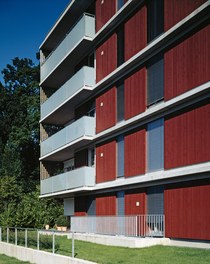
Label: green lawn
xmin=1 ymin=231 xmax=210 ymax=264
xmin=54 ymin=236 xmax=210 ymax=264
xmin=0 ymin=255 xmax=30 ymax=264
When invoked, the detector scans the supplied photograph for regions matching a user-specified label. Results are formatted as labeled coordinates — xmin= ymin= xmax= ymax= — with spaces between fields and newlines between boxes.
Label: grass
xmin=1 ymin=230 xmax=210 ymax=263
xmin=54 ymin=236 xmax=210 ymax=264
xmin=0 ymin=254 xmax=30 ymax=264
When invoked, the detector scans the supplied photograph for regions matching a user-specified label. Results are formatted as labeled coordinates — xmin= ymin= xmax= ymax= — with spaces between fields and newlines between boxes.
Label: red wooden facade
xmin=96 ymin=140 xmax=116 ymax=183
xmin=124 ymin=129 xmax=146 ymax=177
xmin=96 ymin=34 xmax=117 ymax=82
xmin=165 ymin=179 xmax=210 ymax=240
xmin=75 ymin=149 xmax=88 ymax=168
xmin=96 ymin=194 xmax=116 ymax=215
xmin=124 ymin=67 xmax=146 ymax=120
xmin=164 ymin=0 xmax=206 ymax=31
xmin=95 ymin=0 xmax=116 ymax=32
xmin=124 ymin=5 xmax=147 ymax=61
xmin=96 ymin=87 xmax=116 ymax=133
xmin=125 ymin=189 xmax=146 ymax=215
xmin=164 ymin=25 xmax=210 ymax=100
xmin=164 ymin=101 xmax=210 ymax=169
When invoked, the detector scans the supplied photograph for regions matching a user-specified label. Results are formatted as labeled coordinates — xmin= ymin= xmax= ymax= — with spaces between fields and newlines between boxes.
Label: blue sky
xmin=0 ymin=0 xmax=70 ymax=83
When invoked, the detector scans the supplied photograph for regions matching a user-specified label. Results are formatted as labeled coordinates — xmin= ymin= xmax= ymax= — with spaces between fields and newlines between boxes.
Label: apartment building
xmin=39 ymin=0 xmax=210 ymax=241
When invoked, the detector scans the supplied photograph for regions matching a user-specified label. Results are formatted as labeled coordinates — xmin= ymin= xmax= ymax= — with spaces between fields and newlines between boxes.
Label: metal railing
xmin=71 ymin=215 xmax=165 ymax=237
xmin=0 ymin=227 xmax=75 ymax=258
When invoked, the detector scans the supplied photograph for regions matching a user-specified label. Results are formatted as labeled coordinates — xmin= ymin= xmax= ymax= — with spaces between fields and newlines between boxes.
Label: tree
xmin=0 ymin=58 xmax=64 ymax=228
xmin=0 ymin=58 xmax=40 ymax=188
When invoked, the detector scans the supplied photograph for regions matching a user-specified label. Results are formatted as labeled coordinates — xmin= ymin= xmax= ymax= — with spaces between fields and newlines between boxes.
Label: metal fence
xmin=71 ymin=215 xmax=165 ymax=237
xmin=0 ymin=227 xmax=75 ymax=258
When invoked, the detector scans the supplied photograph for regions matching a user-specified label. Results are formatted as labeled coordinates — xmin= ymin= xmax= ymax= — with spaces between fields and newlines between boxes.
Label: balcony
xmin=41 ymin=66 xmax=95 ymax=125
xmin=40 ymin=116 xmax=95 ymax=161
xmin=40 ymin=13 xmax=95 ymax=87
xmin=40 ymin=166 xmax=95 ymax=195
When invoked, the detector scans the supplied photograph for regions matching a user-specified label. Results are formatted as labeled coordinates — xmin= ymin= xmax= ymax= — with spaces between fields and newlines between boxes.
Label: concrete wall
xmin=68 ymin=233 xmax=170 ymax=248
xmin=0 ymin=242 xmax=96 ymax=264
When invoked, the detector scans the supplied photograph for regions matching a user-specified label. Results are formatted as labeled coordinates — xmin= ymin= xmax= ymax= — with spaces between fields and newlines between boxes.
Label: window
xmin=117 ymin=135 xmax=124 ymax=177
xmin=147 ymin=0 xmax=164 ymax=43
xmin=147 ymin=185 xmax=164 ymax=214
xmin=147 ymin=118 xmax=164 ymax=171
xmin=87 ymin=196 xmax=96 ymax=216
xmin=88 ymin=148 xmax=95 ymax=167
xmin=147 ymin=185 xmax=164 ymax=232
xmin=117 ymin=83 xmax=124 ymax=122
xmin=117 ymin=0 xmax=124 ymax=10
xmin=117 ymin=191 xmax=125 ymax=215
xmin=64 ymin=158 xmax=75 ymax=172
xmin=117 ymin=24 xmax=124 ymax=66
xmin=147 ymin=53 xmax=164 ymax=106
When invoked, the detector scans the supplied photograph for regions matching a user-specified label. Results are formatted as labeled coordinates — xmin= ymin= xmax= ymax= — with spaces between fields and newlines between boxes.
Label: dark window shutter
xmin=117 ymin=191 xmax=125 ymax=215
xmin=147 ymin=53 xmax=164 ymax=106
xmin=147 ymin=118 xmax=164 ymax=171
xmin=117 ymin=135 xmax=124 ymax=177
xmin=147 ymin=185 xmax=164 ymax=215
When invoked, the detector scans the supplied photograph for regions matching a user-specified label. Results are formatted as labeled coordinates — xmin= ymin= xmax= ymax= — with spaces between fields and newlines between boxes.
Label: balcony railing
xmin=41 ymin=166 xmax=95 ymax=195
xmin=40 ymin=116 xmax=95 ymax=158
xmin=40 ymin=13 xmax=95 ymax=83
xmin=41 ymin=66 xmax=95 ymax=122
xmin=71 ymin=215 xmax=165 ymax=237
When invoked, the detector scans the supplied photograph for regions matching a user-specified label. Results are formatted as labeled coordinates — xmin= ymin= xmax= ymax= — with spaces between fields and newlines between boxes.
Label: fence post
xmin=25 ymin=229 xmax=28 ymax=247
xmin=7 ymin=228 xmax=9 ymax=243
xmin=15 ymin=228 xmax=17 ymax=245
xmin=0 ymin=227 xmax=1 ymax=242
xmin=37 ymin=230 xmax=39 ymax=250
xmin=72 ymin=231 xmax=74 ymax=258
xmin=52 ymin=231 xmax=55 ymax=254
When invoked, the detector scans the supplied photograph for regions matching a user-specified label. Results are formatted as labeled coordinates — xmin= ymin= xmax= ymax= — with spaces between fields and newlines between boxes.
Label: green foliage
xmin=0 ymin=57 xmax=63 ymax=228
xmin=56 ymin=215 xmax=69 ymax=227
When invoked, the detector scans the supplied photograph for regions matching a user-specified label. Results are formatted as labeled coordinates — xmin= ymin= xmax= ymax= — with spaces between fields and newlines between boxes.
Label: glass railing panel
xmin=41 ymin=167 xmax=95 ymax=195
xmin=40 ymin=116 xmax=95 ymax=157
xmin=41 ymin=66 xmax=95 ymax=120
xmin=41 ymin=14 xmax=95 ymax=82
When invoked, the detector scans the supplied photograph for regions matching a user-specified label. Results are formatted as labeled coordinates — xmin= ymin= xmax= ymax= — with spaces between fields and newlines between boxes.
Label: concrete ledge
xmin=169 ymin=239 xmax=210 ymax=249
xmin=68 ymin=233 xmax=170 ymax=248
xmin=0 ymin=242 xmax=96 ymax=264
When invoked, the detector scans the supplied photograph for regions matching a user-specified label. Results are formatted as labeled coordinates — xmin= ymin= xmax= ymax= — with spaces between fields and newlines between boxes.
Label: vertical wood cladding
xmin=74 ymin=196 xmax=87 ymax=216
xmin=165 ymin=25 xmax=210 ymax=100
xmin=124 ymin=67 xmax=146 ymax=120
xmin=96 ymin=87 xmax=116 ymax=133
xmin=96 ymin=34 xmax=117 ymax=82
xmin=96 ymin=194 xmax=116 ymax=215
xmin=165 ymin=179 xmax=210 ymax=240
xmin=74 ymin=149 xmax=88 ymax=168
xmin=124 ymin=128 xmax=146 ymax=177
xmin=125 ymin=189 xmax=146 ymax=215
xmin=95 ymin=0 xmax=116 ymax=32
xmin=164 ymin=0 xmax=206 ymax=31
xmin=165 ymin=101 xmax=210 ymax=169
xmin=96 ymin=140 xmax=116 ymax=183
xmin=124 ymin=5 xmax=147 ymax=61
